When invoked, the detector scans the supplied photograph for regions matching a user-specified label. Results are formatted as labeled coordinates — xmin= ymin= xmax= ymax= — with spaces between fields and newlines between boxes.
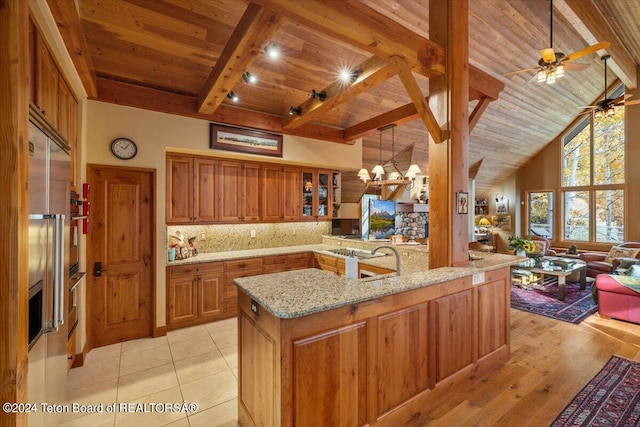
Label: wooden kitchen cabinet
xmin=314 ymin=253 xmax=345 ymax=275
xmin=35 ymin=35 xmax=59 ymax=125
xmin=282 ymin=167 xmax=301 ymax=220
xmin=223 ymin=258 xmax=263 ymax=314
xmin=218 ymin=160 xmax=260 ymax=222
xmin=167 ymin=262 xmax=224 ymax=329
xmin=262 ymin=165 xmax=283 ymax=221
xmin=166 ymin=155 xmax=217 ymax=223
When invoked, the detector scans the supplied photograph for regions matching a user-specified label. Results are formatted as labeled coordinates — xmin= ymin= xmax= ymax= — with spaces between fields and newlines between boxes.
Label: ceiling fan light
xmin=607 ymin=106 xmax=615 ymax=117
xmin=537 ymin=69 xmax=547 ymax=83
xmin=546 ymin=71 xmax=556 ymax=84
xmin=555 ymin=63 xmax=565 ymax=78
xmin=594 ymin=109 xmax=603 ymax=118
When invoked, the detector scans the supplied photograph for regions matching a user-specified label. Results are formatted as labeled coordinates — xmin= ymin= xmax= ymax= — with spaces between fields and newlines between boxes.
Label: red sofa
xmin=595 ymin=274 xmax=640 ymax=324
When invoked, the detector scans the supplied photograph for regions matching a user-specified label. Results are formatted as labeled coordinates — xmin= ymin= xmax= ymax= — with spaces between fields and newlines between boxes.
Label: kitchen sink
xmin=325 ymin=248 xmax=386 ymax=260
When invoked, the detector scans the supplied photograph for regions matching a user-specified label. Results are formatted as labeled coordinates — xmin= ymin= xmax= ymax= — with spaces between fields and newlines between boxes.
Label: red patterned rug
xmin=511 ymin=277 xmax=597 ymax=324
xmin=551 ymin=355 xmax=640 ymax=426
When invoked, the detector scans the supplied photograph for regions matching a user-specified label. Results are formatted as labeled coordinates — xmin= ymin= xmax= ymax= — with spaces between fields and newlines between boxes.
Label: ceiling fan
xmin=504 ymin=0 xmax=609 ymax=84
xmin=580 ymin=55 xmax=640 ymax=117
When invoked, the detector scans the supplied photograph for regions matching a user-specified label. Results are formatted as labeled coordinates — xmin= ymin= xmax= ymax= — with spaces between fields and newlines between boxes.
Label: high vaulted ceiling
xmin=47 ymin=0 xmax=640 ymax=201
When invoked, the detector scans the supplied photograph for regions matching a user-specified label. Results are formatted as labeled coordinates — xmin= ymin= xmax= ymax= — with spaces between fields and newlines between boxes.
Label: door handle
xmin=93 ymin=262 xmax=102 ymax=277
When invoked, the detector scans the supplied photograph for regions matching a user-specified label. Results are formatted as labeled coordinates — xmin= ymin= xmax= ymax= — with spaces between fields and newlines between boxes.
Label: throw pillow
xmin=604 ymin=246 xmax=640 ymax=263
xmin=626 ymin=264 xmax=640 ymax=278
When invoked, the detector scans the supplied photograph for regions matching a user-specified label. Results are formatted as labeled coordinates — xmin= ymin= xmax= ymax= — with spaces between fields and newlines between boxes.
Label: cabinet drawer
xmin=224 ymin=258 xmax=263 ymax=272
xmin=169 ymin=262 xmax=223 ymax=277
xmin=263 ymin=255 xmax=287 ymax=266
xmin=287 ymin=252 xmax=313 ymax=270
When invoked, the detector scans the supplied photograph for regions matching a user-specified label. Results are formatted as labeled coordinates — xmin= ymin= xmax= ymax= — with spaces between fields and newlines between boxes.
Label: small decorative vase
xmin=516 ymin=249 xmax=526 ymax=257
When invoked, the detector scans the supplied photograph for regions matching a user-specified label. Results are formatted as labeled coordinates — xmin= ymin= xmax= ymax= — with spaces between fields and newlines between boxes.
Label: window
xmin=527 ymin=191 xmax=553 ymax=238
xmin=561 ymin=84 xmax=625 ymax=243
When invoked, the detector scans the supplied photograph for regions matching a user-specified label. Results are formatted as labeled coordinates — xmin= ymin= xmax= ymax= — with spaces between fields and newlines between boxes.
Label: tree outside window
xmin=561 ymin=84 xmax=625 ymax=244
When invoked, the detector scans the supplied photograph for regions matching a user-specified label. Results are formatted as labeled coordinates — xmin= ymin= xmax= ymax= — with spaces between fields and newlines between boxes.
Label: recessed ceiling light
xmin=227 ymin=91 xmax=238 ymax=102
xmin=339 ymin=68 xmax=359 ymax=83
xmin=264 ymin=43 xmax=279 ymax=59
xmin=242 ymin=72 xmax=257 ymax=84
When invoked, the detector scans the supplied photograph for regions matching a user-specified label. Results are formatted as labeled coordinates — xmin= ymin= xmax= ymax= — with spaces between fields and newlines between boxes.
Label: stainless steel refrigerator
xmin=27 ymin=118 xmax=70 ymax=426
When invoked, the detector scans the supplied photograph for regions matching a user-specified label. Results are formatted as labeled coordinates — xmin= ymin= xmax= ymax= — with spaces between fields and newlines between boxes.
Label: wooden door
xmin=88 ymin=165 xmax=154 ymax=347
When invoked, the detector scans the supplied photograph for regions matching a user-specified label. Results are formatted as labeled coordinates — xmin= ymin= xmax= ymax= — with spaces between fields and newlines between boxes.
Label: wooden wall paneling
xmin=477 ymin=278 xmax=508 ymax=359
xmin=1 ymin=0 xmax=30 ymax=422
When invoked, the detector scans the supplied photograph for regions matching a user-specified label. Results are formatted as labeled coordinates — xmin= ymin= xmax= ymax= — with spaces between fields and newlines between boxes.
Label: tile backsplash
xmin=167 ymin=222 xmax=330 ymax=253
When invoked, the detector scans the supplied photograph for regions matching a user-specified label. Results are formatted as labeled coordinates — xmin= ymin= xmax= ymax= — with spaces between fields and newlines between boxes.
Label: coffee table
xmin=511 ymin=258 xmax=587 ymax=301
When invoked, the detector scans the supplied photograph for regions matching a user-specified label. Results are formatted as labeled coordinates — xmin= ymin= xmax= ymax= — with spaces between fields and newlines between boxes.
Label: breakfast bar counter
xmin=234 ymin=254 xmax=521 ymax=427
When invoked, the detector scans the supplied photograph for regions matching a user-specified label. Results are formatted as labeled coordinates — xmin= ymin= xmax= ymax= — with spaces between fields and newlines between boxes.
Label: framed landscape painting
xmin=210 ymin=123 xmax=283 ymax=157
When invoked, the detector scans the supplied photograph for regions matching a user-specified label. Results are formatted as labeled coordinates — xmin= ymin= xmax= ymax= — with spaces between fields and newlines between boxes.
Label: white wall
xmin=85 ymin=100 xmax=363 ymax=327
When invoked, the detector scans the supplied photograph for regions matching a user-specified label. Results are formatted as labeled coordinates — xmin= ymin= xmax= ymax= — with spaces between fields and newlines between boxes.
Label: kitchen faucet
xmin=371 ymin=245 xmax=401 ymax=276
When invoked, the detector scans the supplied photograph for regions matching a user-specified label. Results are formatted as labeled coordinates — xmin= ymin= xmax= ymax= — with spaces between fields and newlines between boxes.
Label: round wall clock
xmin=110 ymin=137 xmax=137 ymax=160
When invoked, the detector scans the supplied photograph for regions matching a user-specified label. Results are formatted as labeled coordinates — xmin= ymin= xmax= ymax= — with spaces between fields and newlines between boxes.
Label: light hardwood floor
xmin=53 ymin=310 xmax=640 ymax=426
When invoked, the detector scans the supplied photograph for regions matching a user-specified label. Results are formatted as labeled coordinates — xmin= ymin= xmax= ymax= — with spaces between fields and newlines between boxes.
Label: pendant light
xmin=357 ymin=124 xmax=422 ymax=187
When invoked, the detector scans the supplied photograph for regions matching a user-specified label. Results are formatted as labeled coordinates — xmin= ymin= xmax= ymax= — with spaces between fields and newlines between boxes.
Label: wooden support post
xmin=428 ymin=0 xmax=470 ymax=268
xmin=0 ymin=0 xmax=30 ymax=425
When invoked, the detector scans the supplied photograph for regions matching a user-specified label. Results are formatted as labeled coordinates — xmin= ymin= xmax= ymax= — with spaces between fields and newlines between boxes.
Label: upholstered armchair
xmin=530 ymin=235 xmax=557 ymax=256
xmin=579 ymin=242 xmax=640 ymax=278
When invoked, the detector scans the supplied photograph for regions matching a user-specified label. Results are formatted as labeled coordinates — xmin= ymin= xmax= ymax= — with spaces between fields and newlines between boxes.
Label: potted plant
xmin=507 ymin=235 xmax=535 ymax=256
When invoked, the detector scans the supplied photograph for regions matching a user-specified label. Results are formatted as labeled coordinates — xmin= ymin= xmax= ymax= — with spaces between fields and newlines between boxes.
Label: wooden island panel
xmin=237 ymin=266 xmax=511 ymax=426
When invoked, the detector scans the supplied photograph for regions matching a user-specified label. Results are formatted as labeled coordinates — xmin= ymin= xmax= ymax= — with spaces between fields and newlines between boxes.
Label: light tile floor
xmin=52 ymin=318 xmax=239 ymax=427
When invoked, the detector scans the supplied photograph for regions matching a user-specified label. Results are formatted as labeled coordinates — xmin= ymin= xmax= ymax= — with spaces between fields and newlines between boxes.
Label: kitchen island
xmin=234 ymin=254 xmax=519 ymax=426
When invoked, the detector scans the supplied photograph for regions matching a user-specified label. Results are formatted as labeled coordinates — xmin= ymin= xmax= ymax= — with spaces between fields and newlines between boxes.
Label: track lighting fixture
xmin=311 ymin=89 xmax=326 ymax=102
xmin=264 ymin=43 xmax=279 ymax=58
xmin=288 ymin=106 xmax=302 ymax=116
xmin=226 ymin=91 xmax=238 ymax=102
xmin=242 ymin=72 xmax=257 ymax=84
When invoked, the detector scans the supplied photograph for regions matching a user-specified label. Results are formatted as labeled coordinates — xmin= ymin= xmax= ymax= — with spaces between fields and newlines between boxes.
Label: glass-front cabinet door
xmin=300 ymin=170 xmax=333 ymax=220
xmin=317 ymin=171 xmax=330 ymax=218
xmin=302 ymin=171 xmax=314 ymax=217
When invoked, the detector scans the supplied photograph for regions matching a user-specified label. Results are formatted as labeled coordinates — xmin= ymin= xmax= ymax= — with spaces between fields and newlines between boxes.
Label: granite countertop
xmin=166 ymin=244 xmax=338 ymax=265
xmin=235 ymin=252 xmax=522 ymax=319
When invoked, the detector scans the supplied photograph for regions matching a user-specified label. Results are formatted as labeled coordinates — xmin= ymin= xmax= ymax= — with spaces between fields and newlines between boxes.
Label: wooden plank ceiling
xmin=48 ymin=0 xmax=640 ymax=202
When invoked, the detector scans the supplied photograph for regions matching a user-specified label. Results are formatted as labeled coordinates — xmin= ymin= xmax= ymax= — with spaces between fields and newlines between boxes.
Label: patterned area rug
xmin=511 ymin=276 xmax=597 ymax=324
xmin=551 ymin=355 xmax=640 ymax=426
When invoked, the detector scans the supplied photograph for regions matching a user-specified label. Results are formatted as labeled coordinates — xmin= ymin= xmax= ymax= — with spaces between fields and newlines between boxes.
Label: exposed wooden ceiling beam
xmin=251 ymin=0 xmax=445 ymax=79
xmin=469 ymin=65 xmax=504 ymax=101
xmin=555 ymin=0 xmax=637 ymax=90
xmin=389 ymin=56 xmax=444 ymax=144
xmin=469 ymin=97 xmax=492 ymax=132
xmin=97 ymin=78 xmax=352 ymax=144
xmin=197 ymin=3 xmax=284 ymax=114
xmin=283 ymin=56 xmax=396 ymax=130
xmin=46 ymin=0 xmax=98 ymax=97
xmin=344 ymin=101 xmax=424 ymax=141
